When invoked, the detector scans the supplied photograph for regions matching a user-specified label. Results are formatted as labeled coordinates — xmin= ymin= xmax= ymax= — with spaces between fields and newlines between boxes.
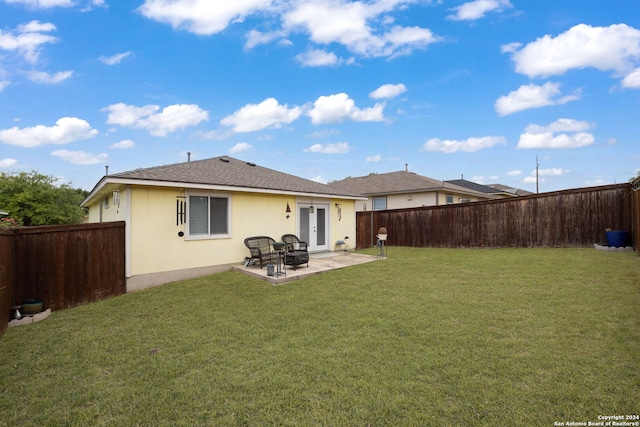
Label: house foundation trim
xmin=126 ymin=263 xmax=236 ymax=292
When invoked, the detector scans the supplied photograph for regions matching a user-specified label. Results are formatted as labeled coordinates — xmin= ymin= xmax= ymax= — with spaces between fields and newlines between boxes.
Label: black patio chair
xmin=281 ymin=234 xmax=309 ymax=269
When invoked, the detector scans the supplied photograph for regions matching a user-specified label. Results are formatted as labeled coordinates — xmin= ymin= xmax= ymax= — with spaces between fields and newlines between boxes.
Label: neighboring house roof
xmin=445 ymin=179 xmax=502 ymax=195
xmin=487 ymin=183 xmax=534 ymax=197
xmin=330 ymin=171 xmax=494 ymax=199
xmin=82 ymin=156 xmax=364 ymax=206
xmin=446 ymin=179 xmax=534 ymax=197
xmin=444 ymin=179 xmax=521 ymax=198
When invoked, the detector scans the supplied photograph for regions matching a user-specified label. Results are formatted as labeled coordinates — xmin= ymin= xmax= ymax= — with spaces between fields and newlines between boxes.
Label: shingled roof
xmin=445 ymin=178 xmax=514 ymax=196
xmin=487 ymin=183 xmax=534 ymax=197
xmin=83 ymin=156 xmax=363 ymax=205
xmin=330 ymin=170 xmax=493 ymax=198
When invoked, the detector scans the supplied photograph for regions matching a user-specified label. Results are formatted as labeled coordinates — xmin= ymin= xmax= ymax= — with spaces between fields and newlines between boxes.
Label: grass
xmin=1 ymin=247 xmax=639 ymax=426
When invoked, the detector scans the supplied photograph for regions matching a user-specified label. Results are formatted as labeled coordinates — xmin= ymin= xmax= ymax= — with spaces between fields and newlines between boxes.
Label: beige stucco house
xmin=81 ymin=156 xmax=365 ymax=291
xmin=330 ymin=170 xmax=499 ymax=212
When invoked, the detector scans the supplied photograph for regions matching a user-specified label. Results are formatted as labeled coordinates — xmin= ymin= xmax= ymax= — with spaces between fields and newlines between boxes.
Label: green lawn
xmin=1 ymin=248 xmax=639 ymax=426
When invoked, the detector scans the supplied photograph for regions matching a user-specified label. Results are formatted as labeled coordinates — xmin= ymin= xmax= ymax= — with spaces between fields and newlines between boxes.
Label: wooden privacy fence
xmin=1 ymin=221 xmax=126 ymax=339
xmin=357 ymin=184 xmax=634 ymax=249
xmin=633 ymin=177 xmax=640 ymax=250
xmin=0 ymin=229 xmax=13 ymax=339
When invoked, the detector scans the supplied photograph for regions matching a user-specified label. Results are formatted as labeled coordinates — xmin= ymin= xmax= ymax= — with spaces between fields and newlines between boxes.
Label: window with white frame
xmin=188 ymin=193 xmax=230 ymax=238
xmin=372 ymin=196 xmax=387 ymax=211
xmin=446 ymin=194 xmax=454 ymax=204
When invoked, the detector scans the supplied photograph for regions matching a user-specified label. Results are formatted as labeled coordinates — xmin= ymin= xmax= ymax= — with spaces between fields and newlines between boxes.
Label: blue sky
xmin=0 ymin=0 xmax=639 ymax=192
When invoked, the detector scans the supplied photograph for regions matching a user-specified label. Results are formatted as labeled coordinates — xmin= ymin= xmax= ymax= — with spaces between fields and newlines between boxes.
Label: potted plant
xmin=21 ymin=299 xmax=43 ymax=314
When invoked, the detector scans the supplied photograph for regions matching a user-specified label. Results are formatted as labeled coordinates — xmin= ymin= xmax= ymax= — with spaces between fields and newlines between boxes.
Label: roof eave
xmin=81 ymin=177 xmax=366 ymax=206
xmin=357 ymin=186 xmax=497 ymax=199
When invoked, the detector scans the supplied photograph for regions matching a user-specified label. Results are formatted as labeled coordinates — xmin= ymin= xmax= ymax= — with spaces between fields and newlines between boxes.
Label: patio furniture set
xmin=243 ymin=234 xmax=310 ymax=275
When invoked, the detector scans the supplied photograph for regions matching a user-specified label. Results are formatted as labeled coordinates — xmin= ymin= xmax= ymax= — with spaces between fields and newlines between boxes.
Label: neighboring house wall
xmin=360 ymin=191 xmax=483 ymax=212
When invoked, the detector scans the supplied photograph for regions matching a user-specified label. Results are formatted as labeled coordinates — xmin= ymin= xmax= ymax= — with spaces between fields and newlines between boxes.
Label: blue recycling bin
xmin=605 ymin=230 xmax=629 ymax=247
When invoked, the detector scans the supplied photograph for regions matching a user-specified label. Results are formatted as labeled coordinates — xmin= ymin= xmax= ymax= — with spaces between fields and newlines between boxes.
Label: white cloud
xmin=103 ymin=103 xmax=158 ymax=127
xmin=517 ymin=118 xmax=595 ymax=149
xmin=525 ymin=118 xmax=592 ymax=134
xmin=537 ymin=168 xmax=565 ymax=176
xmin=245 ymin=29 xmax=283 ymax=49
xmin=523 ymin=168 xmax=566 ymax=185
xmin=307 ymin=93 xmax=385 ymax=124
xmin=518 ymin=132 xmax=594 ymax=150
xmin=83 ymin=0 xmax=106 ymax=11
xmin=0 ymin=158 xmax=18 ymax=168
xmin=103 ymin=103 xmax=209 ymax=136
xmin=622 ymin=67 xmax=640 ymax=88
xmin=137 ymin=0 xmax=273 ymax=36
xmin=3 ymin=0 xmax=74 ymax=8
xmin=0 ymin=80 xmax=10 ymax=91
xmin=369 ymin=83 xmax=407 ymax=99
xmin=138 ymin=0 xmax=441 ymax=60
xmin=0 ymin=20 xmax=58 ymax=63
xmin=311 ymin=175 xmax=327 ymax=184
xmin=51 ymin=149 xmax=108 ymax=165
xmin=471 ymin=175 xmax=498 ymax=184
xmin=295 ymin=49 xmax=340 ymax=67
xmin=447 ymin=0 xmax=512 ymax=21
xmin=109 ymin=139 xmax=135 ymax=149
xmin=229 ymin=142 xmax=252 ymax=153
xmin=506 ymin=170 xmax=522 ymax=176
xmin=506 ymin=23 xmax=640 ymax=79
xmin=99 ymin=51 xmax=132 ymax=65
xmin=500 ymin=42 xmax=521 ymax=54
xmin=220 ymin=98 xmax=301 ymax=133
xmin=283 ymin=1 xmax=440 ymax=59
xmin=365 ymin=154 xmax=382 ymax=162
xmin=26 ymin=70 xmax=73 ymax=84
xmin=304 ymin=142 xmax=350 ymax=154
xmin=495 ymin=82 xmax=579 ymax=116
xmin=0 ymin=117 xmax=98 ymax=147
xmin=423 ymin=136 xmax=506 ymax=153
xmin=306 ymin=129 xmax=340 ymax=139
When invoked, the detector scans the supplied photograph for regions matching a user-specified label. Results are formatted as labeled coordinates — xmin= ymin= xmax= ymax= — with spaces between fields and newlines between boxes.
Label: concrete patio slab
xmin=232 ymin=251 xmax=378 ymax=285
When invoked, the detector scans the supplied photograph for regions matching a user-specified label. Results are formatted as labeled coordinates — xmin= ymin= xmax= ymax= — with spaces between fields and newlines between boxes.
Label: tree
xmin=0 ymin=171 xmax=88 ymax=226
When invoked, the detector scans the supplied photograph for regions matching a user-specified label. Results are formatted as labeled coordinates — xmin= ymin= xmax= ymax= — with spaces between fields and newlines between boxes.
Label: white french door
xmin=298 ymin=203 xmax=329 ymax=252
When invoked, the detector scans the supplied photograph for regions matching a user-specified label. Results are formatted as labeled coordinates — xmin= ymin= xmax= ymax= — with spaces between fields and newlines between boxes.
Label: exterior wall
xmin=128 ymin=188 xmax=299 ymax=277
xmin=86 ymin=185 xmax=358 ymax=288
xmin=329 ymin=199 xmax=357 ymax=251
xmin=87 ymin=188 xmax=128 ymax=223
xmin=292 ymin=197 xmax=358 ymax=252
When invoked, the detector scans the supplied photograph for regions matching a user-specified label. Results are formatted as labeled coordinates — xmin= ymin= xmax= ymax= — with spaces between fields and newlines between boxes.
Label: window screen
xmin=189 ymin=195 xmax=229 ymax=236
